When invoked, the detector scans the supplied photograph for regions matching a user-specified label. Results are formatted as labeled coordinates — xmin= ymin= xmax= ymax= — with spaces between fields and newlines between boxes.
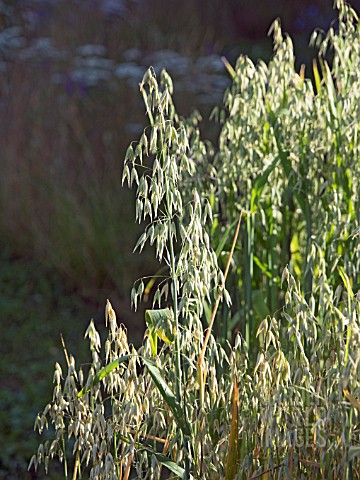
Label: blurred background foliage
xmin=0 ymin=0 xmax=359 ymax=477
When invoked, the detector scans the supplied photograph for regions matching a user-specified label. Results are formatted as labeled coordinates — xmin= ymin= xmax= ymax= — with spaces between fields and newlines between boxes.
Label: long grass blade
xmin=141 ymin=357 xmax=191 ymax=436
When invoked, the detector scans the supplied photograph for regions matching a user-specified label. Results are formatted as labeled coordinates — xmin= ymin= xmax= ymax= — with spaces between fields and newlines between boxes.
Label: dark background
xmin=0 ymin=0 xmax=359 ymax=477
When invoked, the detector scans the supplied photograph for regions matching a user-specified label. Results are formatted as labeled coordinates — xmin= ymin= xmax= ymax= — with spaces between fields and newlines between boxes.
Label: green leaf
xmin=78 ymin=355 xmax=133 ymax=398
xmin=139 ymin=447 xmax=189 ymax=478
xmin=215 ymin=218 xmax=239 ymax=259
xmin=141 ymin=357 xmax=191 ymax=436
xmin=348 ymin=446 xmax=360 ymax=462
xmin=338 ymin=267 xmax=354 ymax=299
xmin=250 ymin=155 xmax=280 ymax=213
xmin=146 ymin=324 xmax=158 ymax=356
xmin=312 ymin=59 xmax=322 ymax=94
xmin=145 ymin=308 xmax=175 ymax=344
xmin=253 ymin=256 xmax=272 ymax=279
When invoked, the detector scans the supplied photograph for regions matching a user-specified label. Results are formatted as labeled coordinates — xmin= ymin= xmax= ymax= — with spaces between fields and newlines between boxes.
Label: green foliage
xmin=212 ymin=1 xmax=360 ymax=353
xmin=31 ymin=2 xmax=360 ymax=479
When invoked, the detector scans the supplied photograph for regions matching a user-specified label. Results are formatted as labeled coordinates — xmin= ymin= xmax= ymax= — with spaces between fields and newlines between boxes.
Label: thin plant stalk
xmin=267 ymin=208 xmax=278 ymax=314
xmin=197 ymin=213 xmax=242 ymax=406
xmin=71 ymin=453 xmax=80 ymax=480
xmin=62 ymin=436 xmax=68 ymax=480
xmin=168 ymin=226 xmax=183 ymax=406
xmin=304 ymin=195 xmax=313 ymax=302
xmin=169 ymin=221 xmax=191 ymax=479
xmin=245 ymin=210 xmax=254 ymax=348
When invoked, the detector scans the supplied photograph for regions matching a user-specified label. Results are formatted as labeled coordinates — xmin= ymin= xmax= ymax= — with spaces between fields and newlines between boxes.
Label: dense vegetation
xmin=2 ymin=2 xmax=342 ymax=478
xmin=31 ymin=1 xmax=360 ymax=478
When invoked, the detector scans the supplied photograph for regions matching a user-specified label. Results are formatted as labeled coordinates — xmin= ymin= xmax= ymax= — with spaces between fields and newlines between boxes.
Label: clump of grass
xmin=210 ymin=0 xmax=360 ymax=353
xmin=31 ymin=2 xmax=360 ymax=478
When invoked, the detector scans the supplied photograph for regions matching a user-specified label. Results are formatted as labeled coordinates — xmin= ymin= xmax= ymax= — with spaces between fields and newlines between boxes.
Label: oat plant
xmin=210 ymin=0 xmax=360 ymax=351
xmin=31 ymin=1 xmax=360 ymax=478
xmin=30 ymin=67 xmax=231 ymax=479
